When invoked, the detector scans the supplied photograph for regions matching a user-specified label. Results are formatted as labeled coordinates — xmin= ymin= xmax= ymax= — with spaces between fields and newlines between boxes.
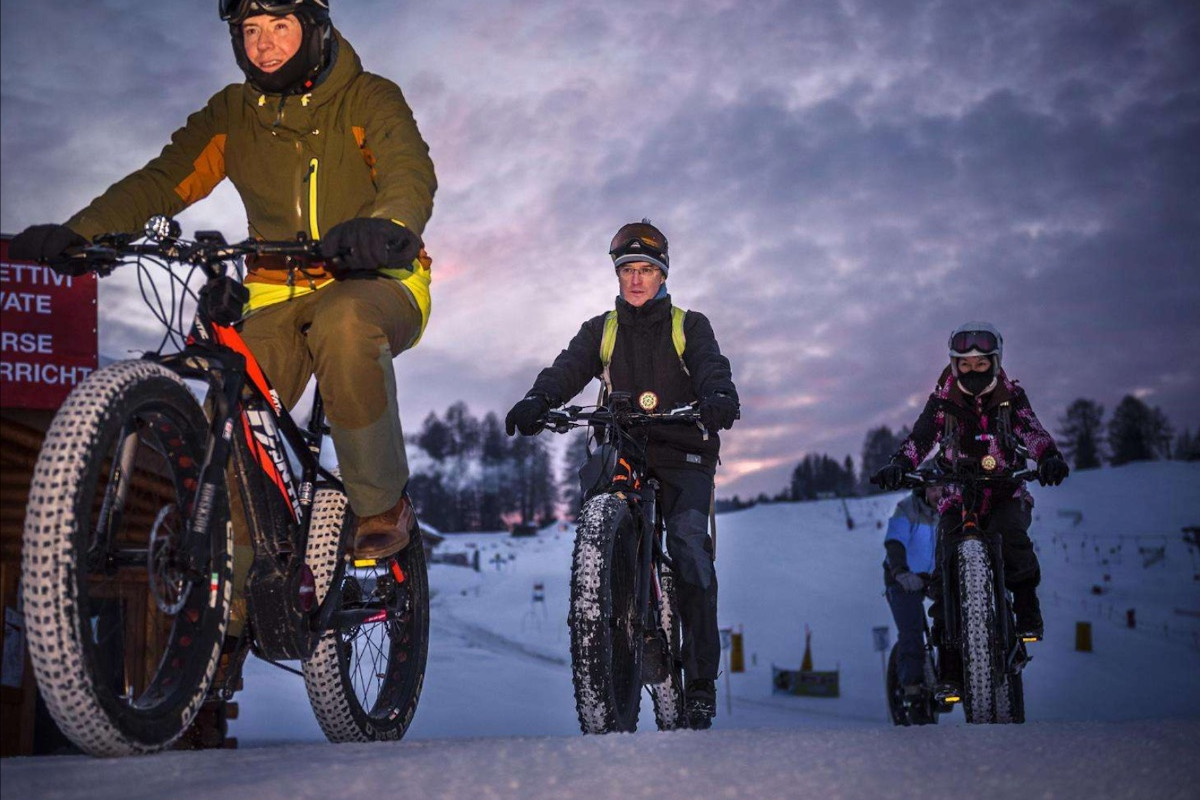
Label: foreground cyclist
xmin=873 ymin=322 xmax=1069 ymax=696
xmin=11 ymin=0 xmax=436 ymax=562
xmin=505 ymin=220 xmax=739 ymax=729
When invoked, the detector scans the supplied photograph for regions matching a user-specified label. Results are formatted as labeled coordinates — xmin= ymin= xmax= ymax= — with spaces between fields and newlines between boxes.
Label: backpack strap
xmin=599 ymin=306 xmax=688 ymax=397
xmin=671 ymin=306 xmax=688 ymax=372
xmin=996 ymin=400 xmax=1016 ymax=450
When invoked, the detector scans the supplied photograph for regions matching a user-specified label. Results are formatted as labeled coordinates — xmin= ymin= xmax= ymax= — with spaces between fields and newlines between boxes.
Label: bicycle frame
xmin=551 ymin=398 xmax=706 ymax=645
xmin=77 ymin=224 xmax=368 ymax=663
xmin=922 ymin=463 xmax=1037 ymax=682
xmin=149 ymin=289 xmax=358 ymax=661
xmin=939 ymin=509 xmax=1024 ymax=679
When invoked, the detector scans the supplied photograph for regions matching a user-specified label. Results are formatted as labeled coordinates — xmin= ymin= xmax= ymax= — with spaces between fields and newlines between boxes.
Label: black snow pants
xmin=928 ymin=494 xmax=1039 ymax=640
xmin=649 ymin=464 xmax=720 ymax=682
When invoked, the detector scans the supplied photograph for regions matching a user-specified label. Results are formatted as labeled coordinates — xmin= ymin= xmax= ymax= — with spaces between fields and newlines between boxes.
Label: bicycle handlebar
xmin=877 ymin=465 xmax=1038 ymax=491
xmin=70 ymin=216 xmax=324 ymax=277
xmin=542 ymin=403 xmax=704 ymax=435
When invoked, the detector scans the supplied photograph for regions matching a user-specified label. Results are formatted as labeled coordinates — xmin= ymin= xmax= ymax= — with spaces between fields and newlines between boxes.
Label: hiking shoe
xmin=685 ymin=679 xmax=716 ymax=730
xmin=935 ymin=649 xmax=962 ymax=703
xmin=1013 ymin=588 xmax=1044 ymax=641
xmin=352 ymin=496 xmax=415 ymax=560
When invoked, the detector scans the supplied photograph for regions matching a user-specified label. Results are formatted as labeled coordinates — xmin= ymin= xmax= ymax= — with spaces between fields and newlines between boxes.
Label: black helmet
xmin=609 ymin=219 xmax=669 ymax=275
xmin=222 ymin=0 xmax=333 ymax=96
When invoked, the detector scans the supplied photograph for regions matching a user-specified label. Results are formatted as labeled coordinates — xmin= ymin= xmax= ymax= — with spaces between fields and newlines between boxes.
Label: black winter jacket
xmin=528 ymin=295 xmax=737 ymax=473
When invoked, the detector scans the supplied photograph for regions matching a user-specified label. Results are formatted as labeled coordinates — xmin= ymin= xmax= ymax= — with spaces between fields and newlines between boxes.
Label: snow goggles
xmin=609 ymin=224 xmax=667 ymax=261
xmin=220 ymin=0 xmax=328 ymax=23
xmin=949 ymin=329 xmax=999 ymax=356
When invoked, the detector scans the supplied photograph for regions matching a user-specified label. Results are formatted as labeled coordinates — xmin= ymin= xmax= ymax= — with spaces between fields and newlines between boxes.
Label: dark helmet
xmin=221 ymin=0 xmax=333 ymax=96
xmin=609 ymin=219 xmax=669 ymax=276
xmin=948 ymin=320 xmax=1003 ymax=395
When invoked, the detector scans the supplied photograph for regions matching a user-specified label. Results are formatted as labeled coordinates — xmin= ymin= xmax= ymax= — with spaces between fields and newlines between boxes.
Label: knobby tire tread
xmin=22 ymin=360 xmax=232 ymax=756
xmin=569 ymin=493 xmax=642 ymax=734
xmin=302 ymin=489 xmax=429 ymax=742
xmin=957 ymin=538 xmax=998 ymax=723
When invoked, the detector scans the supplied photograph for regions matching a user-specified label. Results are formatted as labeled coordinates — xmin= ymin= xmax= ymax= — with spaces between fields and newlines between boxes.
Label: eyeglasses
xmin=219 ymin=0 xmax=328 ymax=22
xmin=617 ymin=265 xmax=662 ymax=280
xmin=949 ymin=330 xmax=999 ymax=355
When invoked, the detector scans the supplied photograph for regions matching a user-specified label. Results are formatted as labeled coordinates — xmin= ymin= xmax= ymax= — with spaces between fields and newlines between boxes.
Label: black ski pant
xmin=928 ymin=495 xmax=1039 ymax=643
xmin=649 ymin=464 xmax=720 ymax=682
xmin=884 ymin=568 xmax=927 ymax=687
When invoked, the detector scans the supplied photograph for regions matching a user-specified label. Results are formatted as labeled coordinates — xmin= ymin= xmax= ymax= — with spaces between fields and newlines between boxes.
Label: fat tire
xmin=22 ymin=360 xmax=232 ymax=756
xmin=569 ymin=493 xmax=643 ymax=734
xmin=302 ymin=489 xmax=429 ymax=741
xmin=957 ymin=538 xmax=999 ymax=723
xmin=648 ymin=564 xmax=686 ymax=731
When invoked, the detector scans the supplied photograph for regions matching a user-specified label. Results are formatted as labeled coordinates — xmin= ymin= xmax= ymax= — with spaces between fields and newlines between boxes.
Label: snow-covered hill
xmin=227 ymin=461 xmax=1199 ymax=743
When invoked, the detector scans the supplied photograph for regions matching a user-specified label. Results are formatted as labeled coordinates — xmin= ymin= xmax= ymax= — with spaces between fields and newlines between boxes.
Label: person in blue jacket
xmin=883 ymin=487 xmax=940 ymax=693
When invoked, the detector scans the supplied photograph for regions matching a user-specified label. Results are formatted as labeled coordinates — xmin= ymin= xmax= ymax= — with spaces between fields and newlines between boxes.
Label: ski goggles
xmin=220 ymin=0 xmax=328 ymax=23
xmin=949 ymin=329 xmax=999 ymax=356
xmin=609 ymin=224 xmax=667 ymax=261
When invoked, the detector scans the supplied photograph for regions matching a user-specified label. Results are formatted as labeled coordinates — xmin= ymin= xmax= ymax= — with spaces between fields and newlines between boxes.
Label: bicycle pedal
xmin=351 ymin=557 xmax=380 ymax=568
xmin=934 ymin=688 xmax=961 ymax=705
xmin=1020 ymin=634 xmax=1042 ymax=643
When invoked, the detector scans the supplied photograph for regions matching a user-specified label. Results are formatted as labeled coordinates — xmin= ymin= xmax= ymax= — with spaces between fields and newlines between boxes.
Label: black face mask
xmin=958 ymin=370 xmax=994 ymax=396
xmin=232 ymin=15 xmax=330 ymax=96
xmin=244 ymin=48 xmax=315 ymax=94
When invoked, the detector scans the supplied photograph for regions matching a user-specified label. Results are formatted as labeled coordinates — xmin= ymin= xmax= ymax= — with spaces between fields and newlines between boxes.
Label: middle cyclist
xmin=505 ymin=219 xmax=740 ymax=730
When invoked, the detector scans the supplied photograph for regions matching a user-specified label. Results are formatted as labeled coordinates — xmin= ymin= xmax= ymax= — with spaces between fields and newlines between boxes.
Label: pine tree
xmin=1058 ymin=398 xmax=1105 ymax=470
xmin=1176 ymin=429 xmax=1200 ymax=462
xmin=1108 ymin=396 xmax=1158 ymax=465
xmin=1149 ymin=407 xmax=1174 ymax=459
xmin=560 ymin=430 xmax=592 ymax=518
xmin=860 ymin=426 xmax=899 ymax=493
xmin=416 ymin=411 xmax=453 ymax=460
xmin=478 ymin=412 xmax=508 ymax=530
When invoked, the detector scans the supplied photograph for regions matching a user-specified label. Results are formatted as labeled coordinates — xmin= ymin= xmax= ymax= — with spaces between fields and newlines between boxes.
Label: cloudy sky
xmin=3 ymin=0 xmax=1197 ymax=497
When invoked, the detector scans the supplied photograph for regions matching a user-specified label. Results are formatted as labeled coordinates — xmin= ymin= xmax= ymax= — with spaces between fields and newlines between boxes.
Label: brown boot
xmin=352 ymin=495 xmax=415 ymax=559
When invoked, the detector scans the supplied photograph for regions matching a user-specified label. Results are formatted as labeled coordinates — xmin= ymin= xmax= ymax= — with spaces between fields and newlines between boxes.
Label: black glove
xmin=873 ymin=459 xmax=907 ymax=491
xmin=505 ymin=395 xmax=550 ymax=436
xmin=893 ymin=570 xmax=926 ymax=593
xmin=10 ymin=224 xmax=89 ymax=274
xmin=698 ymin=392 xmax=739 ymax=431
xmin=1037 ymin=454 xmax=1070 ymax=486
xmin=318 ymin=218 xmax=423 ymax=279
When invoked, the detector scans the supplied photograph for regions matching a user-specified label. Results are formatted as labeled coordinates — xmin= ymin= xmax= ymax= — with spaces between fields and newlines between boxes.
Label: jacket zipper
xmin=307 ymin=158 xmax=321 ymax=240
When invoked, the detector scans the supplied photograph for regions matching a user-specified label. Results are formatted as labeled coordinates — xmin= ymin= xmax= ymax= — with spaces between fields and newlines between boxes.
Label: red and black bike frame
xmin=148 ymin=283 xmax=352 ymax=661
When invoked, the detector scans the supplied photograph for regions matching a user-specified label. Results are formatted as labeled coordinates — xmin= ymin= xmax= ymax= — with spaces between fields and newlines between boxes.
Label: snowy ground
xmin=4 ymin=462 xmax=1198 ymax=798
xmin=4 ymin=721 xmax=1198 ymax=800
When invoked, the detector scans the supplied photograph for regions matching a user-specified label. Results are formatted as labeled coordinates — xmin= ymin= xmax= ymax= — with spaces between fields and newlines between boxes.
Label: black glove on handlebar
xmin=873 ymin=459 xmax=908 ymax=491
xmin=1037 ymin=454 xmax=1070 ymax=486
xmin=698 ymin=392 xmax=739 ymax=431
xmin=10 ymin=224 xmax=89 ymax=275
xmin=318 ymin=218 xmax=423 ymax=279
xmin=505 ymin=395 xmax=550 ymax=436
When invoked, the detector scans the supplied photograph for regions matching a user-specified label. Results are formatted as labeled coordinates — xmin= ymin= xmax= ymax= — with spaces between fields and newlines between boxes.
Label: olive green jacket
xmin=66 ymin=31 xmax=436 ymax=326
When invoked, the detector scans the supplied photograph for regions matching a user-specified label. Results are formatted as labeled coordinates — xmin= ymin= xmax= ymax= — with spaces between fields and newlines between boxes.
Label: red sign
xmin=0 ymin=237 xmax=98 ymax=409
